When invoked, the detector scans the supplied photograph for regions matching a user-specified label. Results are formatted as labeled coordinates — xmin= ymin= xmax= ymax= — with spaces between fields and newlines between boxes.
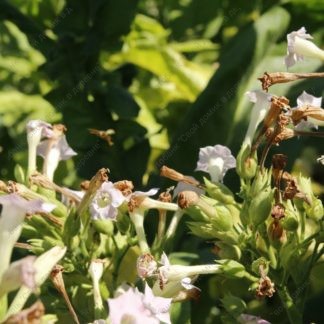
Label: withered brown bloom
xmin=258 ymin=71 xmax=324 ymax=92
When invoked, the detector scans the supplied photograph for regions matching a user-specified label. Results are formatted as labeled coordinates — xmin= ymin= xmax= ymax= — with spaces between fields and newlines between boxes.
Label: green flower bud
xmin=14 ymin=164 xmax=25 ymax=184
xmin=28 ymin=215 xmax=61 ymax=240
xmin=214 ymin=242 xmax=241 ymax=260
xmin=221 ymin=295 xmax=246 ymax=318
xmin=249 ymin=189 xmax=274 ymax=227
xmin=204 ymin=177 xmax=235 ymax=204
xmin=255 ymin=233 xmax=268 ymax=254
xmin=250 ymin=168 xmax=271 ymax=197
xmin=304 ymin=198 xmax=323 ymax=221
xmin=186 ymin=221 xmax=215 ymax=239
xmin=297 ymin=175 xmax=314 ymax=203
xmin=280 ymin=200 xmax=299 ymax=231
xmin=116 ymin=211 xmax=131 ymax=234
xmin=236 ymin=144 xmax=257 ymax=180
xmin=282 ymin=217 xmax=298 ymax=231
xmin=92 ymin=219 xmax=114 ymax=236
xmin=240 ymin=202 xmax=250 ymax=226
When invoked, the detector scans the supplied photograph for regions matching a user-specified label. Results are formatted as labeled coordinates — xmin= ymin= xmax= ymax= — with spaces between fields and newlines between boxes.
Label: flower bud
xmin=250 ymin=168 xmax=271 ymax=197
xmin=213 ymin=243 xmax=241 ymax=260
xmin=92 ymin=219 xmax=114 ymax=236
xmin=304 ymin=198 xmax=323 ymax=221
xmin=249 ymin=189 xmax=274 ymax=227
xmin=203 ymin=178 xmax=235 ymax=204
xmin=237 ymin=145 xmax=258 ymax=180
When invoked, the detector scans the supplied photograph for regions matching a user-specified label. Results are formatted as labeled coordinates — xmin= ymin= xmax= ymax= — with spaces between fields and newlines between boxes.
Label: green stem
xmin=129 ymin=210 xmax=150 ymax=253
xmin=277 ymin=286 xmax=303 ymax=324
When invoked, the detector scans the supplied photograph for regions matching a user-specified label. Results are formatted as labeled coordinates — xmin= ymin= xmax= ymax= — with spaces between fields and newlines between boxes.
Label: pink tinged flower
xmin=173 ymin=177 xmax=205 ymax=198
xmin=196 ymin=144 xmax=236 ymax=182
xmin=0 ymin=256 xmax=36 ymax=296
xmin=137 ymin=253 xmax=158 ymax=279
xmin=0 ymin=194 xmax=55 ymax=279
xmin=244 ymin=91 xmax=272 ymax=147
xmin=285 ymin=27 xmax=324 ymax=68
xmin=90 ymin=182 xmax=125 ymax=220
xmin=295 ymin=91 xmax=324 ymax=129
xmin=26 ymin=120 xmax=53 ymax=174
xmin=238 ymin=314 xmax=270 ymax=324
xmin=37 ymin=135 xmax=77 ymax=180
xmin=108 ymin=284 xmax=171 ymax=324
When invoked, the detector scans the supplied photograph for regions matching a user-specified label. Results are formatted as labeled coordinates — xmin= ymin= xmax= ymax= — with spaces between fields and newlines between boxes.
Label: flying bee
xmin=88 ymin=128 xmax=115 ymax=146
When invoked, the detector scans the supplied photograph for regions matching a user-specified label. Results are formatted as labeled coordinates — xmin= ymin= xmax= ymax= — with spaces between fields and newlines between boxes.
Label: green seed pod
xmin=249 ymin=189 xmax=274 ymax=227
xmin=282 ymin=217 xmax=298 ymax=231
xmin=251 ymin=257 xmax=269 ymax=275
xmin=204 ymin=177 xmax=235 ymax=204
xmin=92 ymin=219 xmax=114 ymax=236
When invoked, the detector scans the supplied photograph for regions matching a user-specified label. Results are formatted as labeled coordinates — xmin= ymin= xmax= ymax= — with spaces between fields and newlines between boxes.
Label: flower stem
xmin=277 ymin=286 xmax=303 ymax=324
xmin=165 ymin=210 xmax=184 ymax=243
xmin=129 ymin=210 xmax=150 ymax=253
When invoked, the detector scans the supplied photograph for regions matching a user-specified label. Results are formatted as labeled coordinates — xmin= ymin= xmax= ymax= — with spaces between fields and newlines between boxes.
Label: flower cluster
xmin=0 ymin=25 xmax=323 ymax=324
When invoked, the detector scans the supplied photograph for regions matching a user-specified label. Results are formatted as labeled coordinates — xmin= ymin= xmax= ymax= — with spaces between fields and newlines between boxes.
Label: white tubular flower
xmin=90 ymin=182 xmax=125 ymax=220
xmin=108 ymin=284 xmax=172 ymax=324
xmin=37 ymin=124 xmax=77 ymax=181
xmin=196 ymin=144 xmax=236 ymax=182
xmin=6 ymin=246 xmax=67 ymax=318
xmin=295 ymin=91 xmax=324 ymax=129
xmin=0 ymin=256 xmax=36 ymax=297
xmin=158 ymin=253 xmax=220 ymax=283
xmin=128 ymin=188 xmax=178 ymax=211
xmin=285 ymin=27 xmax=324 ymax=68
xmin=89 ymin=259 xmax=105 ymax=317
xmin=26 ymin=120 xmax=53 ymax=175
xmin=153 ymin=253 xmax=220 ymax=298
xmin=0 ymin=194 xmax=55 ymax=280
xmin=243 ymin=91 xmax=272 ymax=147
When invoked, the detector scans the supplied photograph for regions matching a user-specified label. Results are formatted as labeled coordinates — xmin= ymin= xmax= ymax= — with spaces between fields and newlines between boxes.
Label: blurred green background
xmin=0 ymin=0 xmax=323 ymax=322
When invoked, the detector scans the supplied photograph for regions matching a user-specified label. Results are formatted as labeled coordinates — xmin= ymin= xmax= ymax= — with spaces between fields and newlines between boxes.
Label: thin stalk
xmin=164 ymin=210 xmax=184 ymax=243
xmin=277 ymin=286 xmax=303 ymax=324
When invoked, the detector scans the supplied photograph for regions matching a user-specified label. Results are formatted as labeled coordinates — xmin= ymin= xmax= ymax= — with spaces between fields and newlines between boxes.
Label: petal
xmin=36 ymin=140 xmax=49 ymax=159
xmin=160 ymin=252 xmax=170 ymax=267
xmin=58 ymin=136 xmax=77 ymax=160
xmin=133 ymin=188 xmax=159 ymax=197
xmin=297 ymin=91 xmax=322 ymax=107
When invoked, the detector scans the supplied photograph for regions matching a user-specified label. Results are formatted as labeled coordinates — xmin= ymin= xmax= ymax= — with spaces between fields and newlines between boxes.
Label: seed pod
xmin=249 ymin=189 xmax=274 ymax=227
